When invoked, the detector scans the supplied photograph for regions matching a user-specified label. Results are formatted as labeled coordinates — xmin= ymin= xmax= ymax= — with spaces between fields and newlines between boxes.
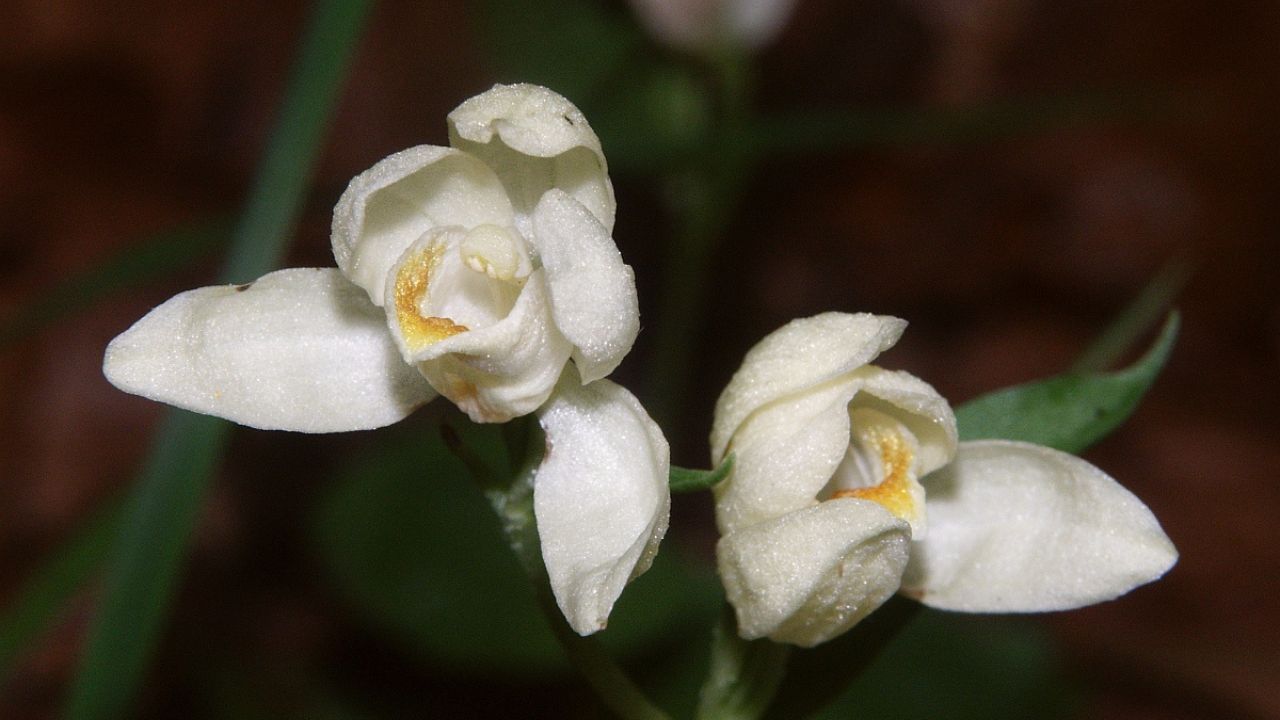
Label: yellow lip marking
xmin=832 ymin=427 xmax=918 ymax=523
xmin=394 ymin=244 xmax=467 ymax=351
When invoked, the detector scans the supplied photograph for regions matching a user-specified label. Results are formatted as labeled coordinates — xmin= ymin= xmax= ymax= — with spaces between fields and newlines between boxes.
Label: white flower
xmin=711 ymin=312 xmax=1178 ymax=647
xmin=103 ymin=83 xmax=665 ymax=636
xmin=628 ymin=0 xmax=799 ymax=52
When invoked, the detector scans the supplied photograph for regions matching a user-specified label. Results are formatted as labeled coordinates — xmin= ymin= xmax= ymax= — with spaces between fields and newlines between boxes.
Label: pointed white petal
xmin=448 ymin=84 xmax=615 ymax=234
xmin=902 ymin=440 xmax=1178 ymax=612
xmin=711 ymin=313 xmax=907 ymax=463
xmin=717 ymin=499 xmax=910 ymax=647
xmin=714 ymin=379 xmax=860 ymax=532
xmin=852 ymin=366 xmax=958 ymax=476
xmin=103 ymin=268 xmax=435 ymax=432
xmin=532 ymin=190 xmax=639 ymax=383
xmin=535 ymin=375 xmax=671 ymax=635
xmin=331 ymin=145 xmax=515 ymax=304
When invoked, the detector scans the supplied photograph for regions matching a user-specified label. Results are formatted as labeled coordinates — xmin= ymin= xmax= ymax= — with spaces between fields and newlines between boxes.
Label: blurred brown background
xmin=1 ymin=0 xmax=1277 ymax=718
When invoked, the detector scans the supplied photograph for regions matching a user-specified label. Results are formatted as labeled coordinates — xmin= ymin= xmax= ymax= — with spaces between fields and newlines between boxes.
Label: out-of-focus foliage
xmin=312 ymin=419 xmax=721 ymax=678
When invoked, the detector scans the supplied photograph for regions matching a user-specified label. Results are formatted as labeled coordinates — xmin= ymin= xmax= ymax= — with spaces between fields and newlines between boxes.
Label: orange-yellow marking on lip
xmin=394 ymin=245 xmax=467 ymax=350
xmin=832 ymin=428 xmax=917 ymax=522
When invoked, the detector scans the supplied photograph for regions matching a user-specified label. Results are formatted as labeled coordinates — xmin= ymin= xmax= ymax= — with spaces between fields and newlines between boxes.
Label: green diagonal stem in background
xmin=64 ymin=2 xmax=372 ymax=718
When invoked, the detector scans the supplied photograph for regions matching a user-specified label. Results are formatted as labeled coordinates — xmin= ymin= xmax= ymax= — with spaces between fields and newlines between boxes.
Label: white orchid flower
xmin=103 ymin=83 xmax=666 ymax=636
xmin=711 ymin=312 xmax=1178 ymax=647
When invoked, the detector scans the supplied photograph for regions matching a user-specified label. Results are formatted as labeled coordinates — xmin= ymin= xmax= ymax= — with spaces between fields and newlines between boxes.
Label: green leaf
xmin=312 ymin=421 xmax=722 ymax=678
xmin=0 ymin=219 xmax=227 ymax=349
xmin=65 ymin=1 xmax=373 ymax=718
xmin=955 ymin=312 xmax=1179 ymax=454
xmin=670 ymin=455 xmax=734 ymax=494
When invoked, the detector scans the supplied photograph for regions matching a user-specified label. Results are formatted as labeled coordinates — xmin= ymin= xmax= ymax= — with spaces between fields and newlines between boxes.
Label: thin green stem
xmin=646 ymin=49 xmax=754 ymax=430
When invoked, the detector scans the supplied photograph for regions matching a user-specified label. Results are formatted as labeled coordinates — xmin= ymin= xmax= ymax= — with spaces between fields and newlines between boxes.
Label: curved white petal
xmin=717 ymin=499 xmax=910 ymax=647
xmin=448 ymin=84 xmax=615 ymax=234
xmin=902 ymin=440 xmax=1178 ymax=612
xmin=390 ymin=263 xmax=572 ymax=423
xmin=331 ymin=145 xmax=514 ymax=304
xmin=851 ymin=366 xmax=958 ymax=476
xmin=711 ymin=312 xmax=907 ymax=463
xmin=535 ymin=374 xmax=671 ymax=635
xmin=103 ymin=268 xmax=435 ymax=432
xmin=714 ymin=379 xmax=860 ymax=533
xmin=532 ymin=189 xmax=639 ymax=383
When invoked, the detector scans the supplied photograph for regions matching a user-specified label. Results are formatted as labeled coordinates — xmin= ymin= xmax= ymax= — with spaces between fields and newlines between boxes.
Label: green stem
xmin=646 ymin=49 xmax=754 ymax=431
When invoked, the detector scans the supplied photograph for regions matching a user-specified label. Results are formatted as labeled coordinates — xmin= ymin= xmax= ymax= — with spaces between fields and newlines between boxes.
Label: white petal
xmin=711 ymin=312 xmax=907 ymax=464
xmin=532 ymin=189 xmax=639 ymax=383
xmin=714 ymin=379 xmax=860 ymax=533
xmin=851 ymin=366 xmax=958 ymax=476
xmin=717 ymin=499 xmax=910 ymax=647
xmin=902 ymin=440 xmax=1178 ymax=612
xmin=103 ymin=268 xmax=435 ymax=432
xmin=448 ymin=84 xmax=615 ymax=235
xmin=535 ymin=374 xmax=671 ymax=636
xmin=331 ymin=145 xmax=515 ymax=304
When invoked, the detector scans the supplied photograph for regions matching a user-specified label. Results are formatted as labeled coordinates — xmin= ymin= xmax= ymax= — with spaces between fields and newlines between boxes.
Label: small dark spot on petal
xmin=235 ymin=282 xmax=253 ymax=292
xmin=562 ymin=114 xmax=575 ymax=125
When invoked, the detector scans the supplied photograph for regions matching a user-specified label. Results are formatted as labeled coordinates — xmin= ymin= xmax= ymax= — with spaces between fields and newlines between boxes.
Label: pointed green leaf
xmin=670 ymin=455 xmax=734 ymax=494
xmin=956 ymin=312 xmax=1179 ymax=454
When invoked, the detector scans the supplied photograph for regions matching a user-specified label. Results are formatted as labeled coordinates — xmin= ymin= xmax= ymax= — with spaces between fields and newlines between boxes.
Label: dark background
xmin=1 ymin=1 xmax=1276 ymax=718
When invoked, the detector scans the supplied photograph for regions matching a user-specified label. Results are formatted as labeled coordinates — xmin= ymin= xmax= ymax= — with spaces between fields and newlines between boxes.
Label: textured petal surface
xmin=532 ymin=190 xmax=639 ymax=383
xmin=448 ymin=84 xmax=615 ymax=234
xmin=711 ymin=312 xmax=907 ymax=463
xmin=902 ymin=440 xmax=1178 ymax=611
xmin=852 ymin=366 xmax=958 ymax=476
xmin=535 ymin=375 xmax=671 ymax=635
xmin=717 ymin=499 xmax=909 ymax=647
xmin=103 ymin=268 xmax=435 ymax=432
xmin=714 ymin=379 xmax=861 ymax=532
xmin=331 ymin=145 xmax=514 ymax=304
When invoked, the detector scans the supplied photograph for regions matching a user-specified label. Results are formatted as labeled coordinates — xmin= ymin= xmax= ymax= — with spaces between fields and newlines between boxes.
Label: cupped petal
xmin=714 ymin=378 xmax=862 ymax=532
xmin=851 ymin=365 xmax=958 ymax=476
xmin=390 ymin=265 xmax=572 ymax=423
xmin=711 ymin=312 xmax=907 ymax=464
xmin=532 ymin=189 xmax=639 ymax=383
xmin=534 ymin=373 xmax=671 ymax=635
xmin=103 ymin=268 xmax=435 ymax=432
xmin=901 ymin=440 xmax=1178 ymax=612
xmin=717 ymin=499 xmax=910 ymax=647
xmin=448 ymin=84 xmax=615 ymax=234
xmin=331 ymin=145 xmax=515 ymax=304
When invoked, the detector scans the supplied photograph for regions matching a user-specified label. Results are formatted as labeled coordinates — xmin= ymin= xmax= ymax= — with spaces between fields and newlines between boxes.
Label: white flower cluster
xmin=104 ymin=85 xmax=1175 ymax=647
xmin=711 ymin=313 xmax=1177 ymax=646
xmin=104 ymin=84 xmax=667 ymax=636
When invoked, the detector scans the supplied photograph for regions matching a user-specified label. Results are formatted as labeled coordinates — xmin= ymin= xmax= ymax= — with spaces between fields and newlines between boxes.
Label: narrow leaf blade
xmin=956 ymin=312 xmax=1179 ymax=454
